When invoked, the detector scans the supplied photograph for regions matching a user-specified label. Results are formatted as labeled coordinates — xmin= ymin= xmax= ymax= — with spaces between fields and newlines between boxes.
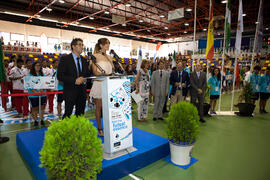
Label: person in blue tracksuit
xmin=250 ymin=65 xmax=261 ymax=105
xmin=208 ymin=67 xmax=221 ymax=114
xmin=259 ymin=66 xmax=270 ymax=113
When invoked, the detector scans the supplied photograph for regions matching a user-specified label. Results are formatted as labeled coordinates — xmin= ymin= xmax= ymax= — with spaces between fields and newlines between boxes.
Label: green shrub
xmin=242 ymin=82 xmax=254 ymax=103
xmin=39 ymin=116 xmax=103 ymax=180
xmin=204 ymin=83 xmax=211 ymax=104
xmin=166 ymin=101 xmax=200 ymax=144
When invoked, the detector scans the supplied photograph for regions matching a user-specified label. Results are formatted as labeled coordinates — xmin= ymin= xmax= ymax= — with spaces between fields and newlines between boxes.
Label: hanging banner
xmin=24 ymin=76 xmax=56 ymax=89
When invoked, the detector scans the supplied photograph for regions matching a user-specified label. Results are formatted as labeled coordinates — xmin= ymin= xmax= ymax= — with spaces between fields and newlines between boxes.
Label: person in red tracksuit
xmin=0 ymin=60 xmax=9 ymax=112
xmin=8 ymin=59 xmax=29 ymax=119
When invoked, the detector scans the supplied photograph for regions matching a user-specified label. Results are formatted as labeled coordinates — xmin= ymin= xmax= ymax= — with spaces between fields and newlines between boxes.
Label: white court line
xmin=129 ymin=174 xmax=141 ymax=180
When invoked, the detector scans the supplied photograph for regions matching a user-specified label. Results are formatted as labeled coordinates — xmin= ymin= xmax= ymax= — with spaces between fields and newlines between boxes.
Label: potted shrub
xmin=194 ymin=83 xmax=211 ymax=116
xmin=203 ymin=83 xmax=211 ymax=116
xmin=237 ymin=82 xmax=256 ymax=116
xmin=166 ymin=101 xmax=200 ymax=166
xmin=39 ymin=116 xmax=103 ymax=180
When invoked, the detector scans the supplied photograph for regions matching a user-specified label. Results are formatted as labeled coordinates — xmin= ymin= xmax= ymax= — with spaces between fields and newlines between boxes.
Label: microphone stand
xmin=89 ymin=53 xmax=106 ymax=75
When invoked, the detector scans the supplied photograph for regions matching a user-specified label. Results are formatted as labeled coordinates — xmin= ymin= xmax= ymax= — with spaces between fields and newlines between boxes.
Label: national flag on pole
xmin=172 ymin=51 xmax=177 ymax=67
xmin=254 ymin=0 xmax=263 ymax=53
xmin=153 ymin=42 xmax=162 ymax=63
xmin=225 ymin=0 xmax=231 ymax=51
xmin=136 ymin=47 xmax=142 ymax=71
xmin=235 ymin=62 xmax=240 ymax=86
xmin=156 ymin=42 xmax=162 ymax=51
xmin=0 ymin=39 xmax=6 ymax=83
xmin=206 ymin=0 xmax=214 ymax=61
xmin=235 ymin=0 xmax=243 ymax=54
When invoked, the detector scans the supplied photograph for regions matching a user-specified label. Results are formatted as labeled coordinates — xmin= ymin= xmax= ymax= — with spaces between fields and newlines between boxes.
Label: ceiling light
xmin=4 ymin=11 xmax=29 ymax=17
xmin=89 ymin=16 xmax=94 ymax=20
xmin=221 ymin=0 xmax=227 ymax=4
xmin=147 ymin=30 xmax=151 ymax=32
xmin=184 ymin=23 xmax=189 ymax=26
xmin=46 ymin=8 xmax=52 ymax=12
xmin=184 ymin=31 xmax=187 ymax=33
xmin=255 ymin=21 xmax=259 ymax=24
xmin=203 ymin=28 xmax=207 ymax=31
xmin=168 ymin=33 xmax=171 ymax=35
xmin=242 ymin=13 xmax=246 ymax=17
xmin=139 ymin=20 xmax=143 ymax=23
xmin=125 ymin=3 xmax=131 ymax=7
xmin=164 ymin=27 xmax=168 ymax=30
xmin=59 ymin=0 xmax=65 ymax=3
xmin=186 ymin=8 xmax=192 ymax=12
xmin=106 ymin=27 xmax=110 ymax=30
xmin=159 ymin=15 xmax=165 ymax=18
xmin=105 ymin=11 xmax=110 ymax=14
xmin=122 ymin=23 xmax=126 ymax=26
xmin=266 ymin=28 xmax=269 ymax=30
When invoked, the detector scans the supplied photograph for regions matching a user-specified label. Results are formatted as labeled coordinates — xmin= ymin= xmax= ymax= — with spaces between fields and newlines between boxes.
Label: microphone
xmin=109 ymin=49 xmax=126 ymax=75
xmin=110 ymin=49 xmax=120 ymax=62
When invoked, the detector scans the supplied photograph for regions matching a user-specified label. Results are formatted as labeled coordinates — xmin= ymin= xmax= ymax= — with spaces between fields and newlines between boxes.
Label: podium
xmin=96 ymin=75 xmax=136 ymax=159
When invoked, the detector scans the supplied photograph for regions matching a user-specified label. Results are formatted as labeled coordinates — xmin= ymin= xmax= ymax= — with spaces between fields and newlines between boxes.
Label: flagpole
xmin=251 ymin=0 xmax=262 ymax=70
xmin=230 ymin=57 xmax=237 ymax=111
xmin=218 ymin=0 xmax=228 ymax=112
xmin=192 ymin=0 xmax=197 ymax=71
xmin=231 ymin=0 xmax=242 ymax=112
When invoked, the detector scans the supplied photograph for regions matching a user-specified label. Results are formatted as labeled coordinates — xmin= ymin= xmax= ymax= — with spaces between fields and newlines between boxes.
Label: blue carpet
xmin=16 ymin=120 xmax=170 ymax=180
xmin=165 ymin=156 xmax=198 ymax=169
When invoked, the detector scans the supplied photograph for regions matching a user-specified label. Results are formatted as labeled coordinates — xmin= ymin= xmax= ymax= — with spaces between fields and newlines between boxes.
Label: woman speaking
xmin=90 ymin=38 xmax=114 ymax=137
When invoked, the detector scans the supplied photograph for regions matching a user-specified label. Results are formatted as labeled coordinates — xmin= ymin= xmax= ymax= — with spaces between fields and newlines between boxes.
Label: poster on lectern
xmin=102 ymin=77 xmax=133 ymax=154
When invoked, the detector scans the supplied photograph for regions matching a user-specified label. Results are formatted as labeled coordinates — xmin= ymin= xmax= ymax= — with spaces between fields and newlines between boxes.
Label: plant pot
xmin=238 ymin=103 xmax=255 ymax=116
xmin=203 ymin=103 xmax=210 ymax=116
xmin=194 ymin=103 xmax=210 ymax=116
xmin=169 ymin=141 xmax=194 ymax=166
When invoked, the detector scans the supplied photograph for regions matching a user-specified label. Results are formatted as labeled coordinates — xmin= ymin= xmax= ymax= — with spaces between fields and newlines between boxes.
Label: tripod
xmin=0 ymin=119 xmax=9 ymax=144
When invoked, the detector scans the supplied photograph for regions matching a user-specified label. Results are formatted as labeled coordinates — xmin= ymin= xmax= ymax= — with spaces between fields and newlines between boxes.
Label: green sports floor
xmin=1 ymin=92 xmax=270 ymax=180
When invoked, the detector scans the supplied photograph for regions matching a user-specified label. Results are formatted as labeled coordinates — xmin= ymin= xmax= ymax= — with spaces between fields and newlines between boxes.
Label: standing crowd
xmin=1 ymin=38 xmax=270 ymax=131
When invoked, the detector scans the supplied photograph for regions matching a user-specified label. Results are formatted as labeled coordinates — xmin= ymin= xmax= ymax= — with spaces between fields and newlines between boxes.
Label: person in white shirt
xmin=244 ymin=66 xmax=252 ymax=86
xmin=41 ymin=60 xmax=51 ymax=76
xmin=9 ymin=59 xmax=29 ymax=119
xmin=46 ymin=60 xmax=57 ymax=114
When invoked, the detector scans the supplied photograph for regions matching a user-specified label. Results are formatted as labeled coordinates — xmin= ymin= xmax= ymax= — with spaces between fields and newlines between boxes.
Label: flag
xmin=235 ymin=0 xmax=243 ymax=54
xmin=136 ymin=47 xmax=142 ymax=71
xmin=0 ymin=39 xmax=6 ymax=83
xmin=156 ymin=42 xmax=162 ymax=51
xmin=206 ymin=0 xmax=214 ymax=61
xmin=225 ymin=0 xmax=231 ymax=51
xmin=172 ymin=51 xmax=176 ymax=67
xmin=153 ymin=42 xmax=162 ymax=63
xmin=235 ymin=62 xmax=240 ymax=86
xmin=254 ymin=0 xmax=263 ymax=53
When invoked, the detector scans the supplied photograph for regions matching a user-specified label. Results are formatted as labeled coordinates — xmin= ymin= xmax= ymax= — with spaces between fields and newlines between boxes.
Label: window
xmin=0 ymin=32 xmax=10 ymax=45
xmin=10 ymin=33 xmax=24 ymax=45
xmin=47 ymin=37 xmax=59 ymax=52
xmin=28 ymin=35 xmax=40 ymax=47
xmin=119 ymin=46 xmax=131 ymax=58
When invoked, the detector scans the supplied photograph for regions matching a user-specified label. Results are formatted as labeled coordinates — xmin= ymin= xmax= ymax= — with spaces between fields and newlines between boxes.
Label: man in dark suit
xmin=57 ymin=38 xmax=91 ymax=118
xmin=190 ymin=64 xmax=207 ymax=123
xmin=170 ymin=62 xmax=190 ymax=105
